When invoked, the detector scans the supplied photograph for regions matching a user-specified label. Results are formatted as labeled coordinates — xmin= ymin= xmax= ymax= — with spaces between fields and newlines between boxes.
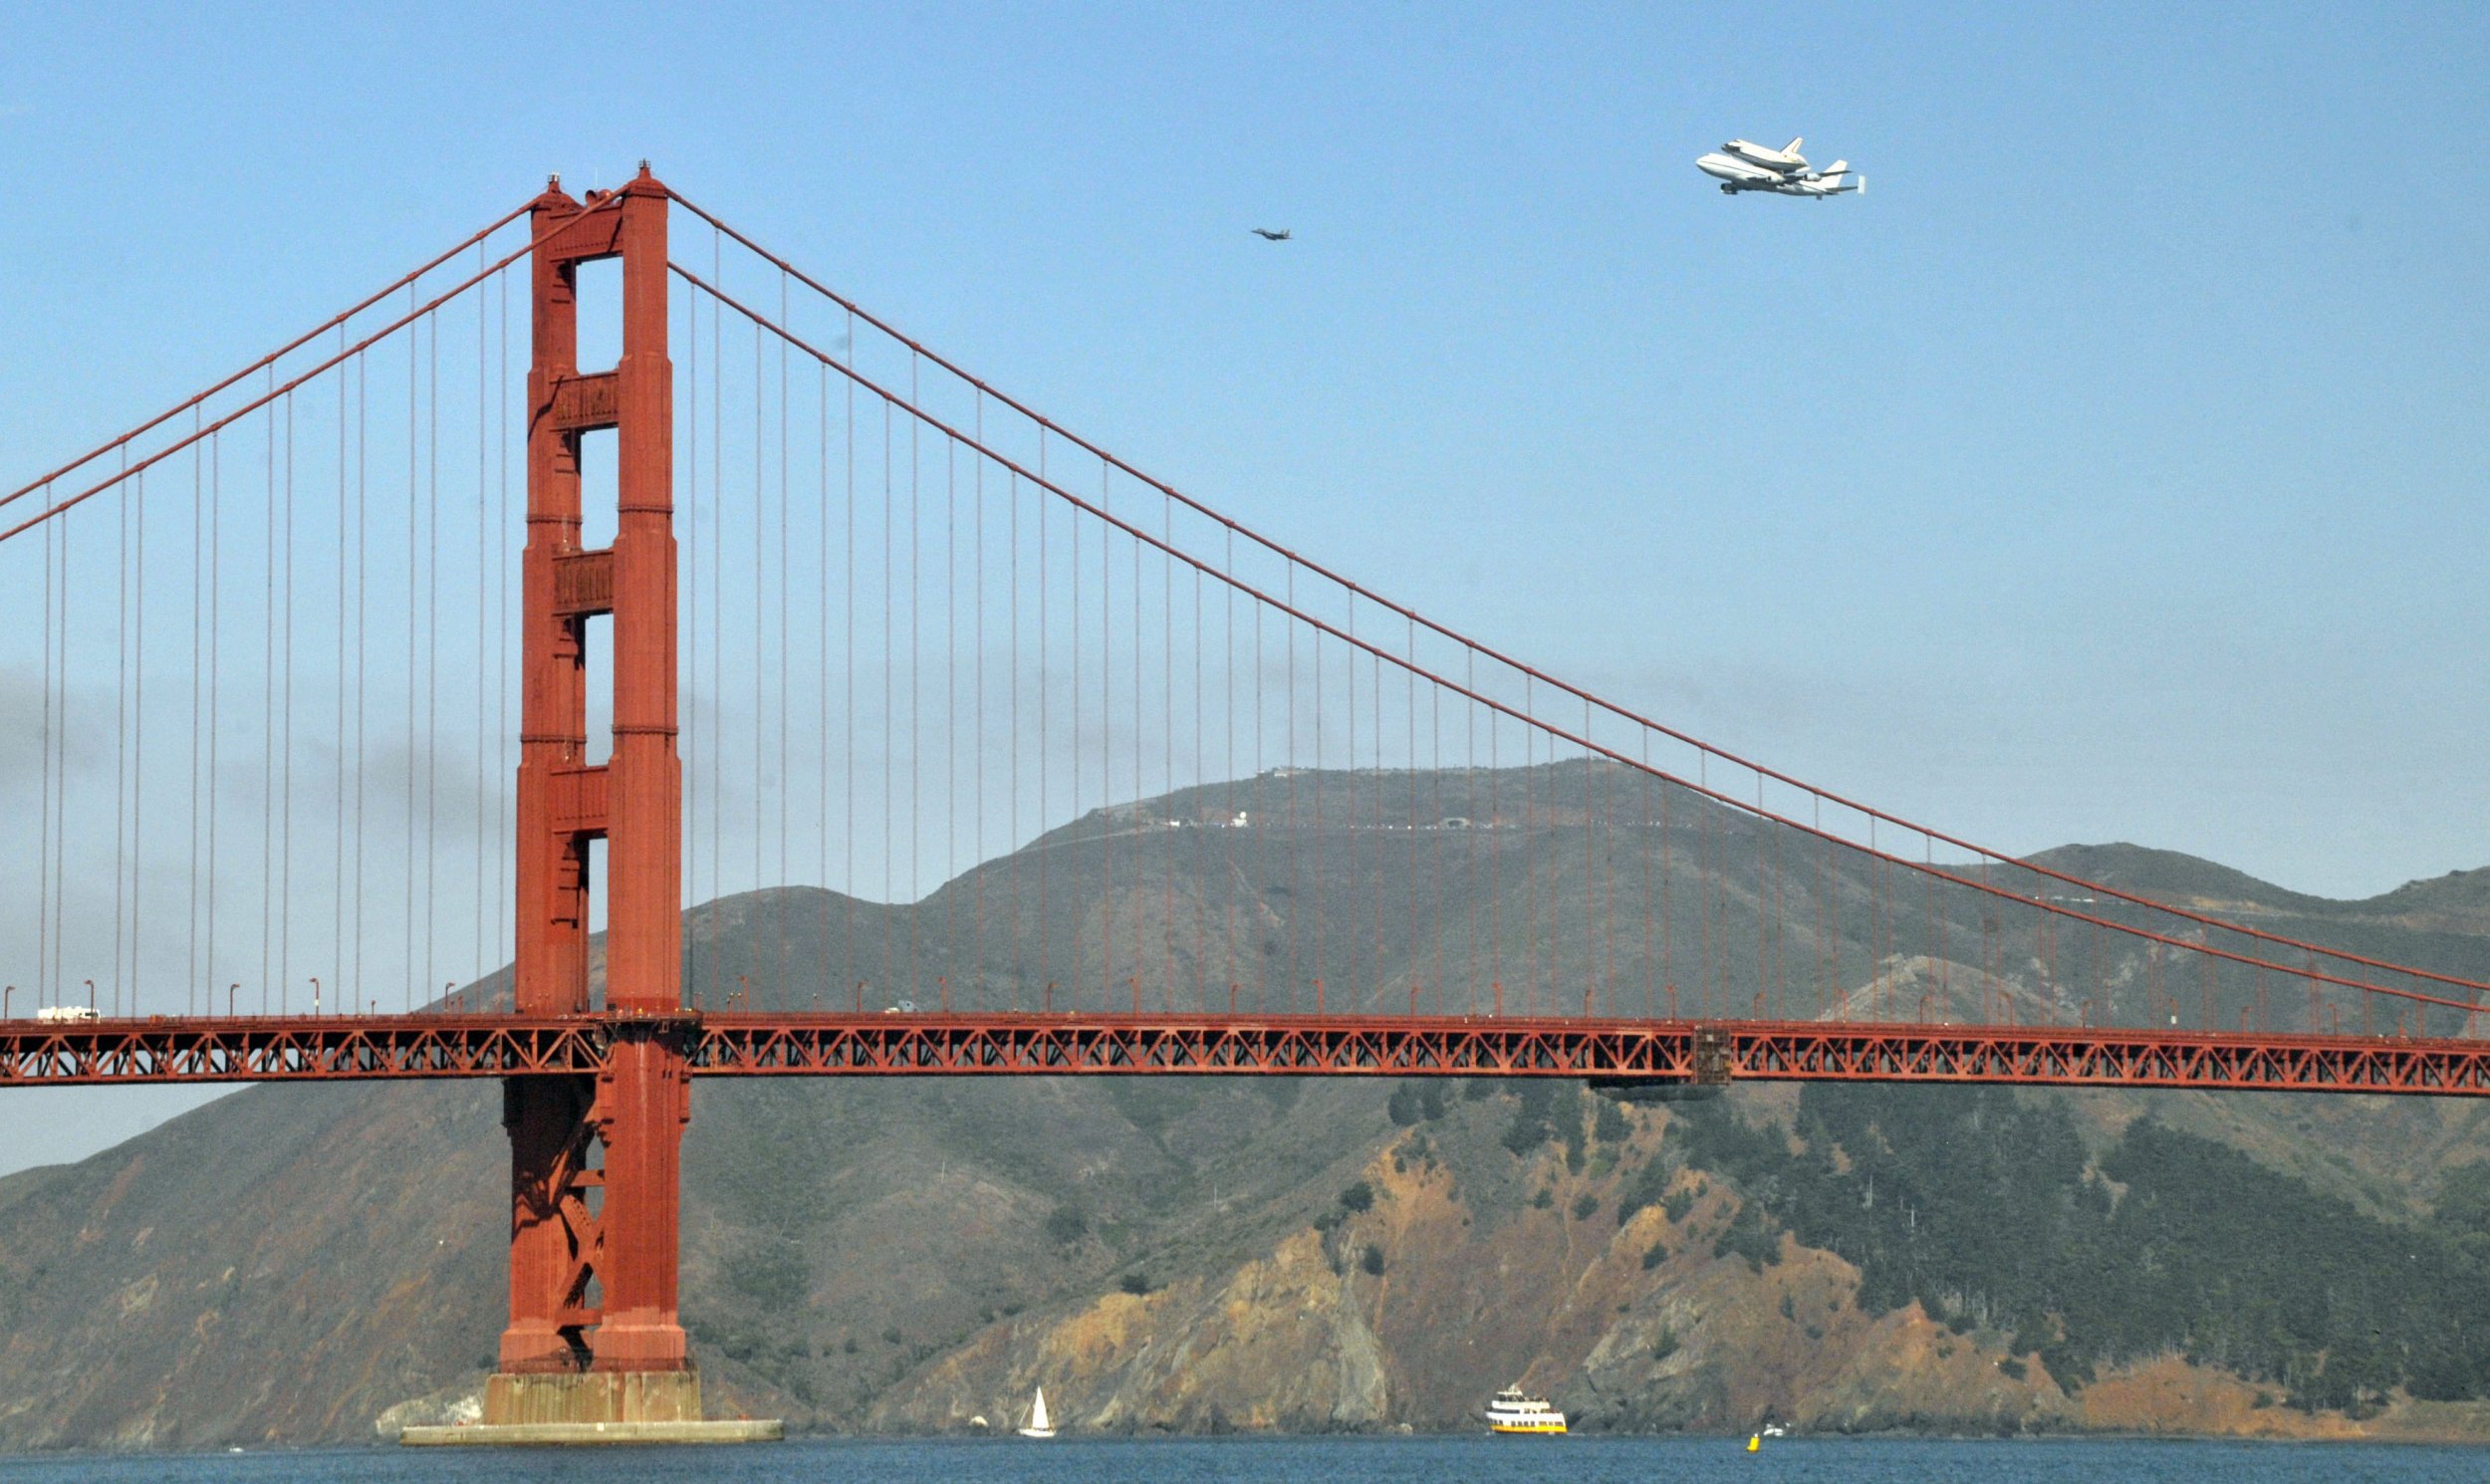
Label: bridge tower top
xmin=513 ymin=162 xmax=678 ymax=1019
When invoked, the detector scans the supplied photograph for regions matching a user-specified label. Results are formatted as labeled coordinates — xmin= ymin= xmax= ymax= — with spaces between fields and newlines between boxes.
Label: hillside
xmin=2 ymin=766 xmax=2489 ymax=1448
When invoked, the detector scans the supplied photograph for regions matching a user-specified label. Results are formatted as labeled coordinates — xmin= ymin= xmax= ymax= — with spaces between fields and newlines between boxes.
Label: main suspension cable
xmin=670 ymin=259 xmax=2490 ymax=1016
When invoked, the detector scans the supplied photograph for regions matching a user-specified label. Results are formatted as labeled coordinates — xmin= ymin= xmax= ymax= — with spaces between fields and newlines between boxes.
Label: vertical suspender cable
xmin=711 ymin=230 xmax=724 ymax=976
xmin=754 ymin=314 xmax=766 ymax=903
xmin=1868 ymin=820 xmax=1883 ymax=1019
xmin=882 ymin=394 xmax=894 ymax=992
xmin=425 ymin=314 xmax=439 ymax=1005
xmin=683 ymin=280 xmax=699 ymax=986
xmin=354 ymin=359 xmax=368 ymax=1002
xmin=115 ymin=452 xmax=128 ymax=1011
xmin=1697 ymin=754 xmax=1710 ymax=1020
xmin=1099 ymin=468 xmax=1116 ymax=998
xmin=1351 ymin=628 xmax=1363 ymax=1009
xmin=1005 ymin=449 xmax=1019 ymax=1005
xmin=945 ymin=433 xmax=956 ymax=999
xmin=1312 ymin=579 xmax=1323 ymax=1009
xmin=1591 ymin=700 xmax=1602 ymax=1015
xmin=1755 ymin=775 xmax=1770 ymax=1017
xmin=56 ymin=507 xmax=70 ymax=1007
xmin=1442 ymin=670 xmax=1458 ymax=1013
xmin=475 ymin=248 xmax=489 ymax=984
xmin=337 ymin=332 xmax=350 ymax=1005
xmin=205 ymin=438 xmax=218 ymax=1010
xmin=190 ymin=422 xmax=204 ymax=1012
xmin=780 ymin=272 xmax=792 ymax=991
xmin=264 ymin=373 xmax=278 ymax=1013
xmin=1425 ymin=622 xmax=1439 ymax=1014
xmin=132 ymin=465 xmax=146 ymax=1013
xmin=1639 ymin=733 xmax=1653 ymax=1018
xmin=832 ymin=359 xmax=842 ymax=986
xmin=1172 ymin=491 xmax=1185 ymax=1009
xmin=973 ymin=395 xmax=985 ymax=993
xmin=280 ymin=392 xmax=295 ymax=1014
xmin=886 ymin=390 xmax=906 ymax=996
xmin=1038 ymin=433 xmax=1050 ymax=998
xmin=499 ymin=266 xmax=511 ymax=970
xmin=38 ymin=504 xmax=53 ymax=1008
xmin=1065 ymin=437 xmax=1077 ymax=1002
xmin=845 ymin=312 xmax=856 ymax=995
xmin=1521 ymin=681 xmax=1533 ymax=1017
xmin=1217 ymin=526 xmax=1233 ymax=1009
xmin=1256 ymin=569 xmax=1272 ymax=1013
xmin=908 ymin=358 xmax=920 ymax=996
xmin=1927 ymin=837 xmax=1941 ymax=1016
xmin=1132 ymin=475 xmax=1147 ymax=1004
xmin=1474 ymin=652 xmax=1494 ymax=1011
xmin=1659 ymin=754 xmax=1672 ymax=1016
xmin=1379 ymin=637 xmax=1395 ymax=1007
xmin=936 ymin=429 xmax=950 ymax=996
xmin=686 ymin=283 xmax=701 ymax=991
xmin=1191 ymin=504 xmax=1203 ymax=1010
xmin=1133 ymin=479 xmax=1147 ymax=1004
xmin=404 ymin=298 xmax=417 ymax=1009
xmin=1253 ymin=543 xmax=1264 ymax=1012
xmin=1817 ymin=797 xmax=1830 ymax=1018
xmin=1411 ymin=616 xmax=1424 ymax=1013
xmin=1160 ymin=488 xmax=1170 ymax=1011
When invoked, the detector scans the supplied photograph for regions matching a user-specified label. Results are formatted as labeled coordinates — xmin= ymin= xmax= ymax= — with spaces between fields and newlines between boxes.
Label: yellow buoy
xmin=1747 ymin=1433 xmax=1761 ymax=1452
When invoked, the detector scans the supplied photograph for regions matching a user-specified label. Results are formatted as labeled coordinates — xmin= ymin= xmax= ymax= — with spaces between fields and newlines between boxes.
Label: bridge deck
xmin=2 ymin=1012 xmax=2486 ymax=1097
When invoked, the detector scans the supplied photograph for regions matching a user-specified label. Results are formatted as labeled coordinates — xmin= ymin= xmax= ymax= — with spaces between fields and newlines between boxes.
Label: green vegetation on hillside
xmin=1657 ymin=1086 xmax=2490 ymax=1413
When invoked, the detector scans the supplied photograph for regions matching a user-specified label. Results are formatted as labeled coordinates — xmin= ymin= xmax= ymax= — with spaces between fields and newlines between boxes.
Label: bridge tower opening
xmin=489 ymin=165 xmax=699 ymax=1428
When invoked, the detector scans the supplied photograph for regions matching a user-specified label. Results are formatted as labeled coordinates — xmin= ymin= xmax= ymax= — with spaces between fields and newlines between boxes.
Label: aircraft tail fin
xmin=1784 ymin=136 xmax=1803 ymax=154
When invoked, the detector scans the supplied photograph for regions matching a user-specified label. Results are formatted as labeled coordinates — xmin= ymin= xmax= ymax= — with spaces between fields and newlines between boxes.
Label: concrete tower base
xmin=398 ymin=1371 xmax=782 ymax=1446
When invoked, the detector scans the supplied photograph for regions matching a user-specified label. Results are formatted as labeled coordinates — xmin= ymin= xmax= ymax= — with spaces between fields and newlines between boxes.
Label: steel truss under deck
xmin=6 ymin=1012 xmax=2487 ymax=1097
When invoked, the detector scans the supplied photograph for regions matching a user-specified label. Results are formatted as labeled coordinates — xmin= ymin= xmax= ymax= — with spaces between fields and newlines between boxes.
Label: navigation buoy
xmin=1747 ymin=1433 xmax=1762 ymax=1452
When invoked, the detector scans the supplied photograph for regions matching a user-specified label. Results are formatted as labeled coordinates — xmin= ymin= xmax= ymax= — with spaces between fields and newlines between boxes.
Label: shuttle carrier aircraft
xmin=1696 ymin=135 xmax=1864 ymax=197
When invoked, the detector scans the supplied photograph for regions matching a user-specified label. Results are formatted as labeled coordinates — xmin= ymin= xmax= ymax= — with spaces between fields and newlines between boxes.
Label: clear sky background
xmin=2 ymin=2 xmax=2486 ymax=1171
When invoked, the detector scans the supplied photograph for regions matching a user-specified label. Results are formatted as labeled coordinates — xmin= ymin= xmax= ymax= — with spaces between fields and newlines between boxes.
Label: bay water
xmin=2 ymin=1436 xmax=2486 ymax=1484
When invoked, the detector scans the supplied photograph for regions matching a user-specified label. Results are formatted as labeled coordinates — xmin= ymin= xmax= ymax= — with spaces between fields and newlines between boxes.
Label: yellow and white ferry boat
xmin=1483 ymin=1385 xmax=1567 ymax=1435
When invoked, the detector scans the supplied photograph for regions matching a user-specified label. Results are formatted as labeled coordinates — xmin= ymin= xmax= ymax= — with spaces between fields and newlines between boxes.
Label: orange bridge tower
xmin=486 ymin=164 xmax=704 ymax=1431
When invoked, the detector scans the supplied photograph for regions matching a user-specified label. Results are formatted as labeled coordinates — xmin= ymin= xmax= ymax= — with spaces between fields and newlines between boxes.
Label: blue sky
xmin=3 ymin=2 xmax=2487 ymax=1168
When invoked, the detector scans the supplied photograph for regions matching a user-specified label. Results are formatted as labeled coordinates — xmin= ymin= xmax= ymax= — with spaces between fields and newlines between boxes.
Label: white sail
xmin=1019 ymin=1385 xmax=1056 ymax=1438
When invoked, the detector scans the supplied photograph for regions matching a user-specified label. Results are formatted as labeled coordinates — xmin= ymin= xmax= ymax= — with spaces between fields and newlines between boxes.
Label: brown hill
xmin=0 ymin=765 xmax=2487 ymax=1448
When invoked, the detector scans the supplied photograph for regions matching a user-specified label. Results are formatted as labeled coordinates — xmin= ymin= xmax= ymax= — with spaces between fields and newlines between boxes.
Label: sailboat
xmin=1018 ymin=1385 xmax=1057 ymax=1439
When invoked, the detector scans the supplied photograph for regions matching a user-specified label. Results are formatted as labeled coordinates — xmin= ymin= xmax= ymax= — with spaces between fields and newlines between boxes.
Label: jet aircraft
xmin=1695 ymin=135 xmax=1864 ymax=197
xmin=1250 ymin=227 xmax=1292 ymax=241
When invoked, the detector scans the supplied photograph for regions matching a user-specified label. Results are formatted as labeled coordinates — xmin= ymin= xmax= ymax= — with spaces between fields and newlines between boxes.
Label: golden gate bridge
xmin=5 ymin=167 xmax=2484 ymax=1428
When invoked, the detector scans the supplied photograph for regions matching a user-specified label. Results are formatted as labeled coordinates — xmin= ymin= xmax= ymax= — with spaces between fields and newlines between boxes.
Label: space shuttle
xmin=1694 ymin=135 xmax=1865 ymax=197
xmin=1725 ymin=136 xmax=1810 ymax=173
